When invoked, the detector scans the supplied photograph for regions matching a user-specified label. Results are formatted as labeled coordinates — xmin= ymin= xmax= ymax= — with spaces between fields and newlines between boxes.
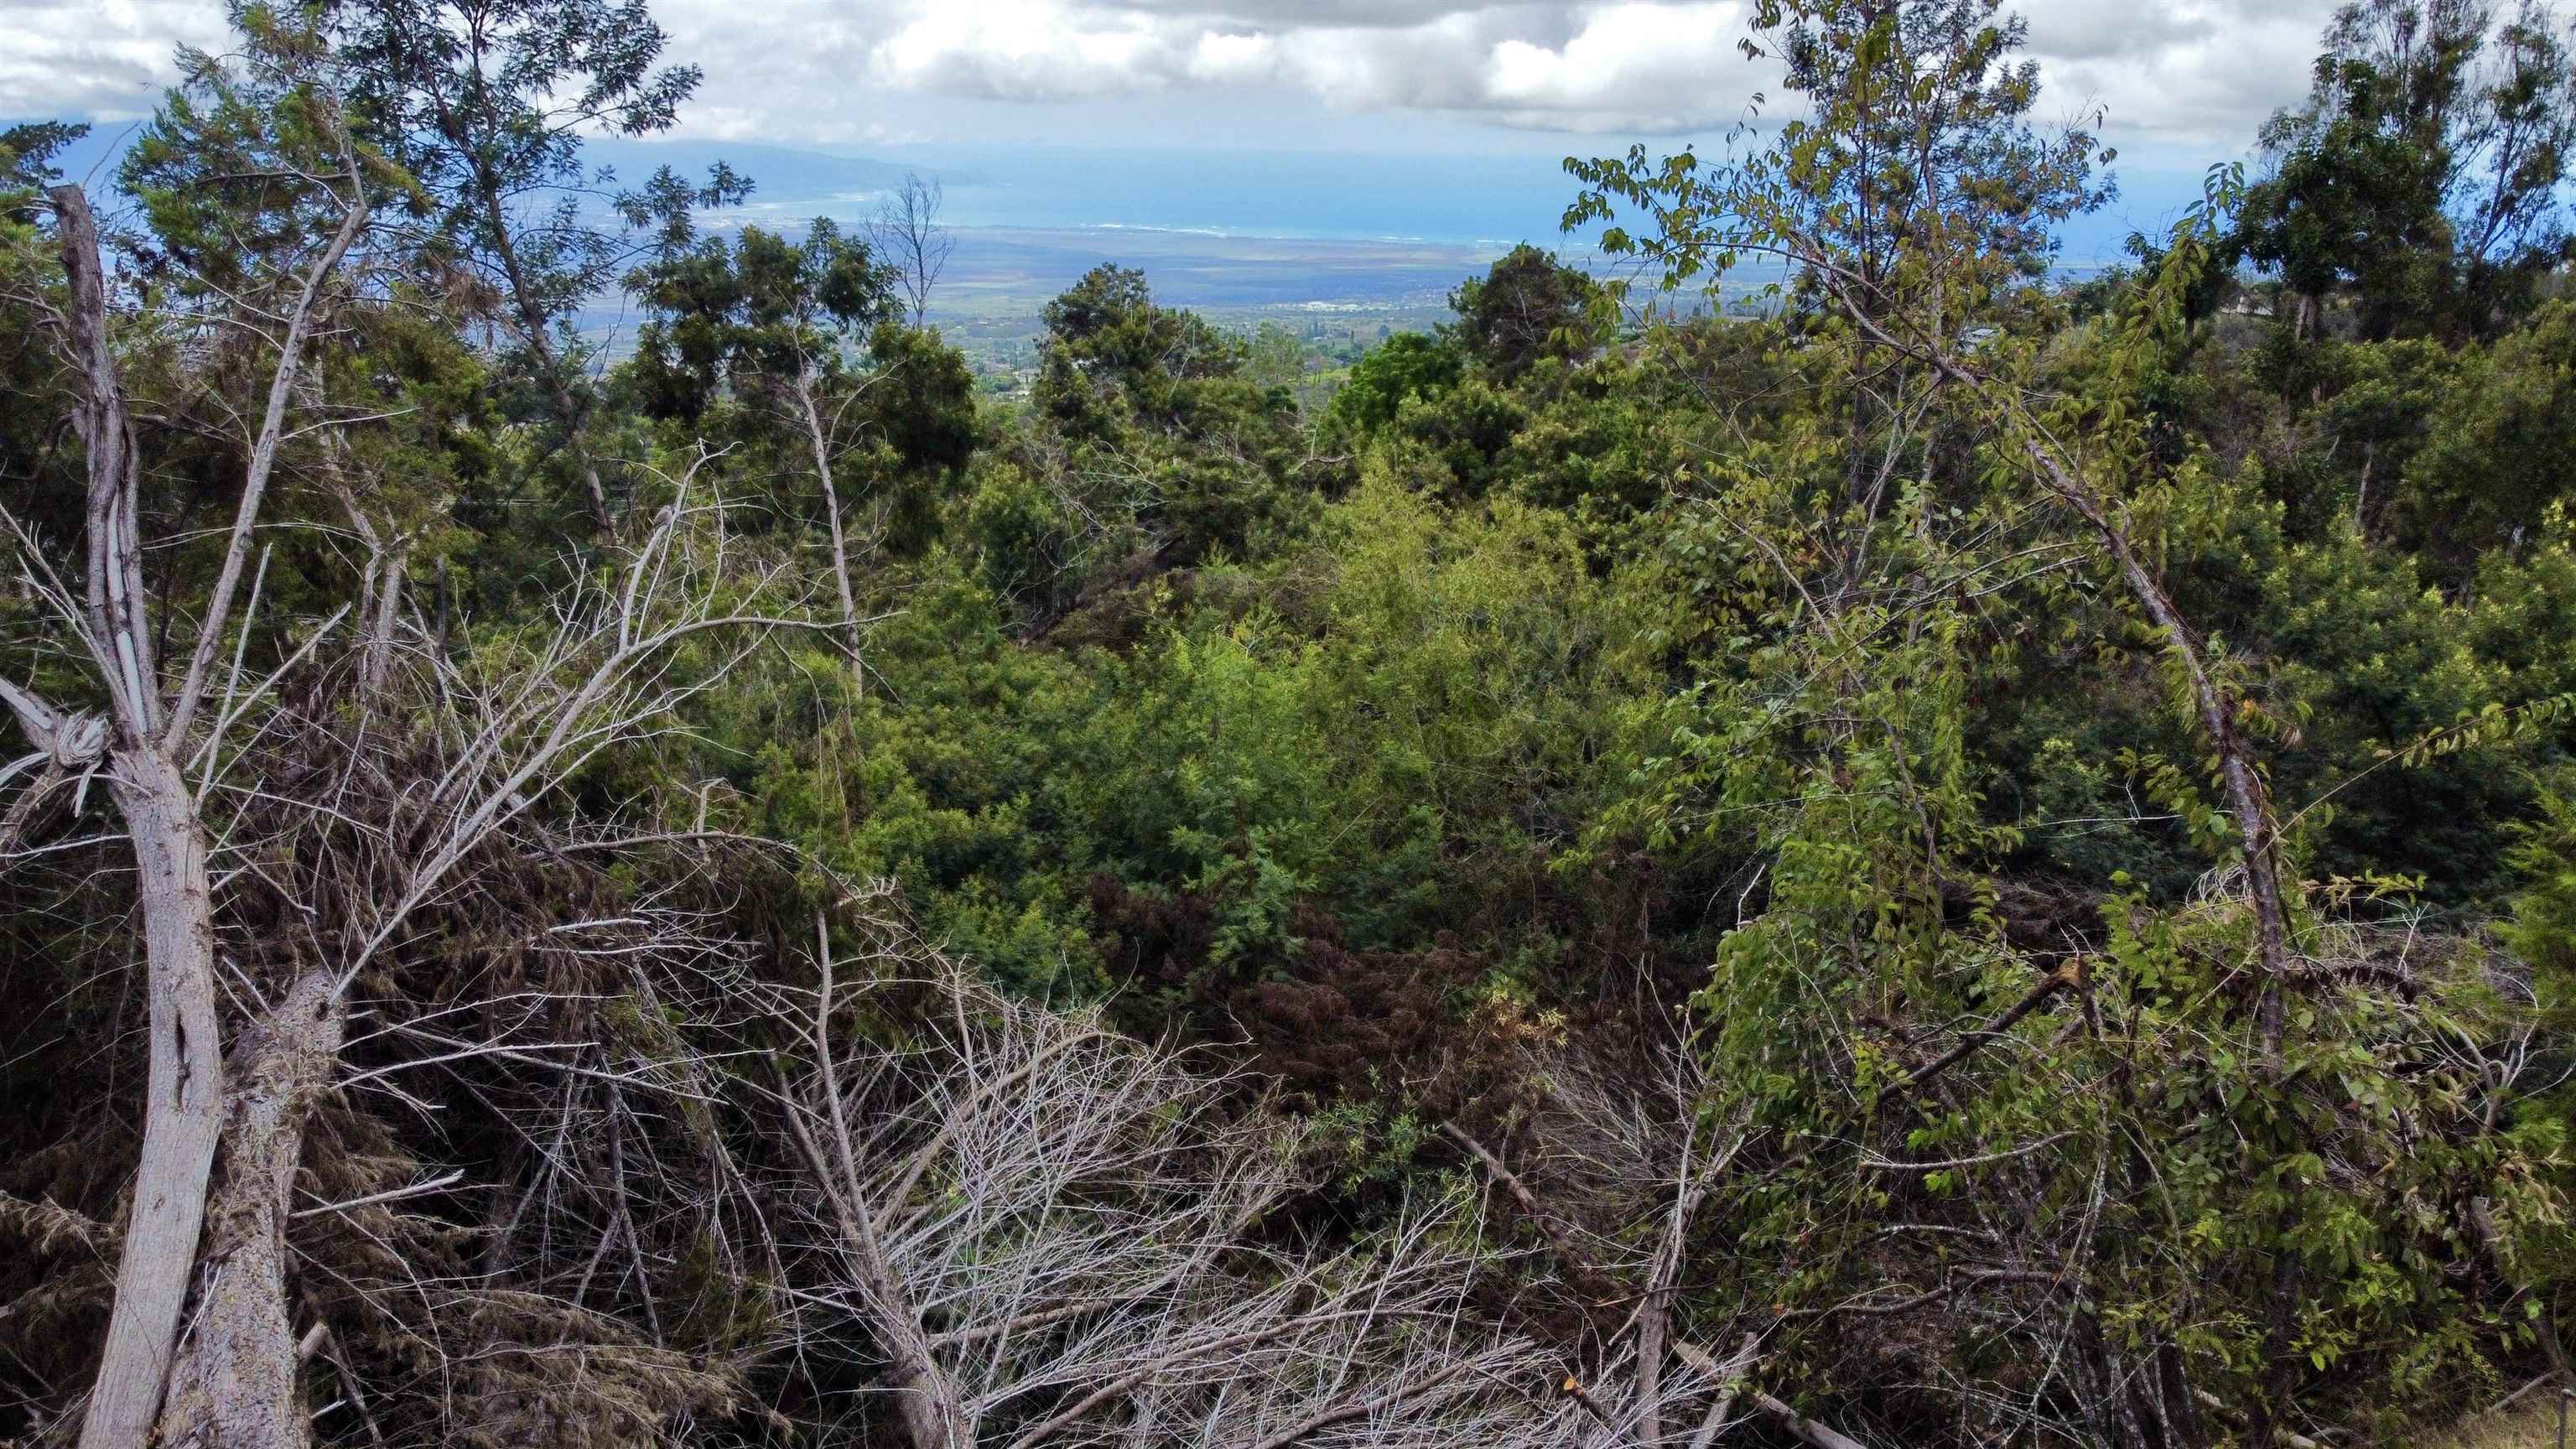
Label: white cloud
xmin=1479 ymin=4 xmax=1754 ymax=130
xmin=823 ymin=3 xmax=1766 ymax=133
xmin=824 ymin=0 xmax=2336 ymax=142
xmin=3 ymin=0 xmax=2341 ymax=149
xmin=872 ymin=1 xmax=1187 ymax=100
xmin=0 ymin=0 xmax=229 ymax=120
xmin=2031 ymin=0 xmax=2334 ymax=148
xmin=1186 ymin=30 xmax=1280 ymax=83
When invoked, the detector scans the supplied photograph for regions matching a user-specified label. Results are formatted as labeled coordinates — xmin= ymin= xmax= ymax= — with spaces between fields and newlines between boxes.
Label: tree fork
xmin=48 ymin=187 xmax=231 ymax=1449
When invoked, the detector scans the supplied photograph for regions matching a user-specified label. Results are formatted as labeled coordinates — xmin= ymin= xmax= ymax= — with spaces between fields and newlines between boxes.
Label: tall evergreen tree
xmin=2236 ymin=0 xmax=2576 ymax=339
xmin=327 ymin=0 xmax=745 ymax=532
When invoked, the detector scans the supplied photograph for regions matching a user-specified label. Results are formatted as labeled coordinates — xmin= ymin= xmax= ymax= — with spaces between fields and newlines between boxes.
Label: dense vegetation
xmin=4 ymin=0 xmax=2576 ymax=1444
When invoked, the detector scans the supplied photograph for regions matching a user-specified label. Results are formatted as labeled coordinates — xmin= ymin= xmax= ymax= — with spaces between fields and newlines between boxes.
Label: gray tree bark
xmin=159 ymin=971 xmax=346 ymax=1449
xmin=82 ymin=746 xmax=229 ymax=1449
xmin=45 ymin=143 xmax=365 ymax=1449
xmin=48 ymin=185 xmax=231 ymax=1449
xmin=796 ymin=359 xmax=869 ymax=691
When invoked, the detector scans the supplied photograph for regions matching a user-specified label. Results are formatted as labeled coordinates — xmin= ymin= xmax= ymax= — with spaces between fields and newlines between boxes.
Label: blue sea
xmin=29 ymin=121 xmax=2215 ymax=267
xmin=864 ymin=145 xmax=1596 ymax=249
xmin=590 ymin=138 xmax=2211 ymax=267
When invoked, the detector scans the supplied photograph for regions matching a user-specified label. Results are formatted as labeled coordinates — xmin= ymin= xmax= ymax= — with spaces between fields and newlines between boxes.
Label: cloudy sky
xmin=4 ymin=0 xmax=2329 ymax=163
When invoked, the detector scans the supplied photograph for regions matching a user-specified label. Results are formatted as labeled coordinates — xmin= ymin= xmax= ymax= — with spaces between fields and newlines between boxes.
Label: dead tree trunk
xmin=784 ymin=914 xmax=967 ymax=1449
xmin=42 ymin=185 xmax=232 ymax=1449
xmin=361 ymin=544 xmax=408 ymax=697
xmin=35 ymin=154 xmax=366 ymax=1449
xmin=86 ymin=746 xmax=230 ymax=1449
xmin=158 ymin=970 xmax=346 ymax=1449
xmin=796 ymin=358 xmax=868 ymax=690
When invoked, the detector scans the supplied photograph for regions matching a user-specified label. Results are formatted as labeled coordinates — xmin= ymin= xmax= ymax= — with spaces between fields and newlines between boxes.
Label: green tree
xmin=1569 ymin=0 xmax=2108 ymax=552
xmin=627 ymin=219 xmax=896 ymax=424
xmin=0 ymin=122 xmax=91 ymax=542
xmin=0 ymin=121 xmax=86 ymax=221
xmin=330 ymin=0 xmax=746 ymax=532
xmin=1243 ymin=319 xmax=1312 ymax=413
xmin=1016 ymin=265 xmax=1306 ymax=583
xmin=626 ymin=218 xmax=941 ymax=666
xmin=1566 ymin=0 xmax=2574 ymax=1436
xmin=1041 ymin=259 xmax=1251 ymax=402
xmin=1329 ymin=329 xmax=1464 ymax=433
xmin=2392 ymin=298 xmax=2576 ymax=559
xmin=1447 ymin=244 xmax=1601 ymax=379
xmin=2236 ymin=0 xmax=2576 ymax=340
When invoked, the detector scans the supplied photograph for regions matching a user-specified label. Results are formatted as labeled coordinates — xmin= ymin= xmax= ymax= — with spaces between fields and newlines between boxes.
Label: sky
xmin=3 ymin=0 xmax=2331 ymax=261
xmin=7 ymin=0 xmax=2333 ymax=164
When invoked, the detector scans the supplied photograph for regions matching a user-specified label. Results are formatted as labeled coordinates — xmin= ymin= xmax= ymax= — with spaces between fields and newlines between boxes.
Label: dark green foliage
xmin=2235 ymin=0 xmax=2576 ymax=340
xmin=626 ymin=218 xmax=897 ymax=420
xmin=2505 ymin=767 xmax=2576 ymax=1007
xmin=325 ymin=0 xmax=749 ymax=532
xmin=8 ymin=0 xmax=2576 ymax=1441
xmin=0 ymin=121 xmax=86 ymax=221
xmin=1327 ymin=330 xmax=1462 ymax=433
xmin=2395 ymin=299 xmax=2576 ymax=560
xmin=1037 ymin=262 xmax=1249 ymax=424
xmin=866 ymin=319 xmax=979 ymax=477
xmin=616 ymin=217 xmax=984 ymax=556
xmin=1447 ymin=243 xmax=1602 ymax=378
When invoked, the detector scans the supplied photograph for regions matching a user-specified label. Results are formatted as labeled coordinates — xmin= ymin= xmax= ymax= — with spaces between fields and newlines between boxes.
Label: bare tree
xmin=1435 ymin=1034 xmax=1831 ymax=1449
xmin=3 ymin=113 xmax=820 ymax=1436
xmin=874 ymin=172 xmax=954 ymax=330
xmin=764 ymin=922 xmax=1732 ymax=1449
xmin=0 ymin=70 xmax=369 ymax=1442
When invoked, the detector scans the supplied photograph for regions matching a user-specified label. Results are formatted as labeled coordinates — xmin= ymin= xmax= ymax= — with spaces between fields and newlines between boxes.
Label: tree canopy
xmin=2 ymin=0 xmax=2575 ymax=1445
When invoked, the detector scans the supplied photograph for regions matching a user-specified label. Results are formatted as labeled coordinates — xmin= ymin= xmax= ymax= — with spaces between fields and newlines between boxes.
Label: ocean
xmin=608 ymin=140 xmax=2210 ymax=267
